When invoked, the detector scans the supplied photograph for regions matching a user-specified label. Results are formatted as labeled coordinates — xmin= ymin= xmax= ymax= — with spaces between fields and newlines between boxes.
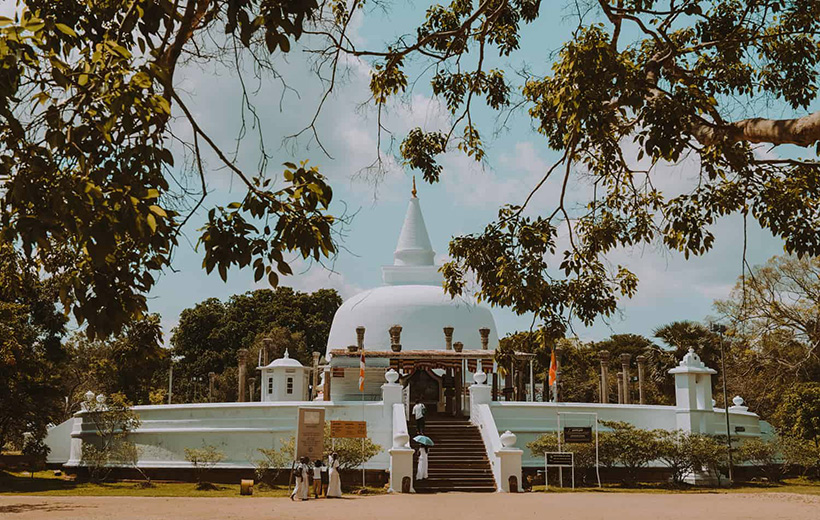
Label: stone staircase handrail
xmin=472 ymin=403 xmax=504 ymax=490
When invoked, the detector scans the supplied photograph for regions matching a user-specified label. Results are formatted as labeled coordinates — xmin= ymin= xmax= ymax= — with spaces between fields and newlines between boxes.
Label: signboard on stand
xmin=544 ymin=451 xmax=575 ymax=490
xmin=331 ymin=420 xmax=367 ymax=438
xmin=564 ymin=426 xmax=593 ymax=443
xmin=296 ymin=408 xmax=325 ymax=459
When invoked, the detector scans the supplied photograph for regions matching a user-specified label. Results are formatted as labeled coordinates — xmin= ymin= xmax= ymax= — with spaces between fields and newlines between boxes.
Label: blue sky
xmin=3 ymin=2 xmax=789 ymax=346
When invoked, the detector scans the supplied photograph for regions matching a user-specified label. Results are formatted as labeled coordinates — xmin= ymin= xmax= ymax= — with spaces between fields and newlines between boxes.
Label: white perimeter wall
xmin=489 ymin=402 xmax=765 ymax=467
xmin=60 ymin=401 xmax=393 ymax=470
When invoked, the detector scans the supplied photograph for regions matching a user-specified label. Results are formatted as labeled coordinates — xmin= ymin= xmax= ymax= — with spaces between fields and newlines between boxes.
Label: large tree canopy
xmin=169 ymin=287 xmax=341 ymax=402
xmin=310 ymin=0 xmax=820 ymax=332
xmin=5 ymin=1 xmax=820 ymax=340
xmin=0 ymin=1 xmax=337 ymax=339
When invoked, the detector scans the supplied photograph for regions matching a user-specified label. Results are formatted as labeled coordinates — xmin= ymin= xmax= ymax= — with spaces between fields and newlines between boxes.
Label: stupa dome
xmin=325 ymin=185 xmax=498 ymax=356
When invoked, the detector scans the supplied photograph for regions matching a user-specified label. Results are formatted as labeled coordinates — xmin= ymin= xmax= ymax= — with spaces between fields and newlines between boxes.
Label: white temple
xmin=44 ymin=185 xmax=771 ymax=492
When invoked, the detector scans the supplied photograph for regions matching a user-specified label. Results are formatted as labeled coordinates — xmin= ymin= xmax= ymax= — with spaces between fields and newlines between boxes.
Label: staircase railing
xmin=388 ymin=402 xmax=414 ymax=493
xmin=472 ymin=403 xmax=503 ymax=490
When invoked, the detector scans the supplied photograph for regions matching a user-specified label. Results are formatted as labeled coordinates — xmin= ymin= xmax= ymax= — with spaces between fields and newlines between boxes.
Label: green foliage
xmin=774 ymin=383 xmax=820 ymax=445
xmin=0 ymin=1 xmax=335 ymax=340
xmin=80 ymin=393 xmax=141 ymax=482
xmin=716 ymin=256 xmax=820 ymax=418
xmin=307 ymin=0 xmax=820 ymax=334
xmin=655 ymin=430 xmax=725 ymax=486
xmin=527 ymin=431 xmax=605 ymax=485
xmin=60 ymin=314 xmax=168 ymax=412
xmin=736 ymin=437 xmax=782 ymax=482
xmin=0 ymin=245 xmax=66 ymax=450
xmin=254 ymin=439 xmax=294 ymax=485
xmin=184 ymin=445 xmax=225 ymax=487
xmin=170 ymin=287 xmax=341 ymax=402
xmin=599 ymin=421 xmax=661 ymax=484
xmin=21 ymin=436 xmax=50 ymax=476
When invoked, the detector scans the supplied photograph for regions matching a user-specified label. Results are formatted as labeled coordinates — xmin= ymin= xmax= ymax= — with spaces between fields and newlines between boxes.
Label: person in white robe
xmin=327 ymin=452 xmax=342 ymax=497
xmin=416 ymin=446 xmax=429 ymax=480
xmin=290 ymin=457 xmax=310 ymax=501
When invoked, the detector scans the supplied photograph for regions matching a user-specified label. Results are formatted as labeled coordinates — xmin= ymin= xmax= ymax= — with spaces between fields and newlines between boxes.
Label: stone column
xmin=636 ymin=355 xmax=647 ymax=404
xmin=479 ymin=328 xmax=490 ymax=350
xmin=356 ymin=326 xmax=366 ymax=350
xmin=312 ymin=351 xmax=320 ymax=400
xmin=554 ymin=347 xmax=563 ymax=403
xmin=620 ymin=353 xmax=631 ymax=404
xmin=323 ymin=367 xmax=331 ymax=401
xmin=617 ymin=372 xmax=624 ymax=404
xmin=599 ymin=350 xmax=610 ymax=403
xmin=443 ymin=326 xmax=454 ymax=350
xmin=237 ymin=348 xmax=248 ymax=402
xmin=249 ymin=377 xmax=256 ymax=402
xmin=208 ymin=372 xmax=216 ymax=402
xmin=454 ymin=364 xmax=463 ymax=416
xmin=262 ymin=338 xmax=272 ymax=366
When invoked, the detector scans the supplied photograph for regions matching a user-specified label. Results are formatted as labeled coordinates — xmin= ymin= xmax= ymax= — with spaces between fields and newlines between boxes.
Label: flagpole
xmin=359 ymin=340 xmax=366 ymax=490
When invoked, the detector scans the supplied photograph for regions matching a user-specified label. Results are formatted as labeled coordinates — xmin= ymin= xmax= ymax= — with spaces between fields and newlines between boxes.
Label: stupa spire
xmin=393 ymin=182 xmax=435 ymax=267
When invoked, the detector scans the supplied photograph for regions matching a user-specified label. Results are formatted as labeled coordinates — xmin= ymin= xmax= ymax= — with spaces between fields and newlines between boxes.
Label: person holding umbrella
xmin=413 ymin=435 xmax=433 ymax=481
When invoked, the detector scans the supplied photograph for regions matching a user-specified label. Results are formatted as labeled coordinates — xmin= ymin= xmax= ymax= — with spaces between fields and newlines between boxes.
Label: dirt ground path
xmin=1 ymin=492 xmax=818 ymax=520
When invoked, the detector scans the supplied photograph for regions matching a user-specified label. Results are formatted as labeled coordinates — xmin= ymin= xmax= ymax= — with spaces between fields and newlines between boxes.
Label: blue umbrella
xmin=413 ymin=435 xmax=434 ymax=446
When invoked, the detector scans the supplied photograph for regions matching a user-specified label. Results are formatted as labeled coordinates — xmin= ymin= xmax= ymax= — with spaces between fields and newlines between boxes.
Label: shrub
xmin=655 ymin=430 xmax=725 ymax=486
xmin=80 ymin=392 xmax=141 ymax=482
xmin=736 ymin=437 xmax=781 ymax=482
xmin=21 ymin=436 xmax=50 ymax=477
xmin=778 ymin=435 xmax=820 ymax=478
xmin=184 ymin=445 xmax=225 ymax=489
xmin=599 ymin=421 xmax=661 ymax=485
xmin=254 ymin=438 xmax=294 ymax=485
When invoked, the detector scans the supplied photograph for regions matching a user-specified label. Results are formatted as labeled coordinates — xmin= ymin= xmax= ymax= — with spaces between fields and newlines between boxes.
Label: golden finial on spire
xmin=411 ymin=176 xmax=417 ymax=198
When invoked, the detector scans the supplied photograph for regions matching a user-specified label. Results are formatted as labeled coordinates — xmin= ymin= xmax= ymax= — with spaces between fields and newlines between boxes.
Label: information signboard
xmin=546 ymin=452 xmax=574 ymax=466
xmin=296 ymin=408 xmax=325 ymax=459
xmin=564 ymin=426 xmax=593 ymax=443
xmin=330 ymin=420 xmax=367 ymax=438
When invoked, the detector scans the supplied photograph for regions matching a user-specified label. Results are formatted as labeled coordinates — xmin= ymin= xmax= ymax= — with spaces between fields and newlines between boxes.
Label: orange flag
xmin=548 ymin=349 xmax=557 ymax=387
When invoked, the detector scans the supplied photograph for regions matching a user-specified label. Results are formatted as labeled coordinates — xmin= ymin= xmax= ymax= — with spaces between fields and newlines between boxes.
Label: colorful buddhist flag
xmin=358 ymin=347 xmax=366 ymax=391
xmin=549 ymin=349 xmax=557 ymax=387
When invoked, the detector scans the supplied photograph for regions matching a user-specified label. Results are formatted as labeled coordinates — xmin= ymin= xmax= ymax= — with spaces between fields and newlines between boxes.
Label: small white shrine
xmin=258 ymin=349 xmax=309 ymax=402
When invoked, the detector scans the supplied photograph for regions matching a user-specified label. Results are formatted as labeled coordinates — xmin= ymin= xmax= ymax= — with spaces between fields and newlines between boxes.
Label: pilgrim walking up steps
xmin=412 ymin=414 xmax=495 ymax=493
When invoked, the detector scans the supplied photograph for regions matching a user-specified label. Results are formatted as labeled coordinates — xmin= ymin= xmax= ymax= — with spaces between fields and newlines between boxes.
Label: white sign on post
xmin=544 ymin=451 xmax=574 ymax=490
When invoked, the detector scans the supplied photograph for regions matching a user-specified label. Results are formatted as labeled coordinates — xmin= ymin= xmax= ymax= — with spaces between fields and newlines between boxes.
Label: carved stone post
xmin=620 ymin=353 xmax=632 ymax=404
xmin=636 ymin=355 xmax=647 ymax=405
xmin=356 ymin=326 xmax=366 ymax=350
xmin=208 ymin=372 xmax=216 ymax=402
xmin=479 ymin=328 xmax=490 ymax=350
xmin=617 ymin=371 xmax=624 ymax=404
xmin=599 ymin=350 xmax=610 ymax=403
xmin=389 ymin=325 xmax=403 ymax=352
xmin=249 ymin=377 xmax=256 ymax=402
xmin=237 ymin=348 xmax=248 ymax=402
xmin=323 ymin=367 xmax=331 ymax=401
xmin=261 ymin=338 xmax=273 ymax=366
xmin=554 ymin=346 xmax=563 ymax=403
xmin=443 ymin=327 xmax=454 ymax=350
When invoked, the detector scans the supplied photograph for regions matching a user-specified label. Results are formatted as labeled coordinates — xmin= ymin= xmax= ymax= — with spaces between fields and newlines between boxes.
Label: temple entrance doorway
xmin=407 ymin=369 xmax=441 ymax=413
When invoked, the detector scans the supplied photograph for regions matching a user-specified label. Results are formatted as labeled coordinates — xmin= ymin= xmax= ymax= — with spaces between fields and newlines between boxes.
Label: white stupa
xmin=325 ymin=182 xmax=499 ymax=356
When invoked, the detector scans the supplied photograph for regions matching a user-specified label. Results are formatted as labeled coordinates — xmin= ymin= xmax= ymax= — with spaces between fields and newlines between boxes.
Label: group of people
xmin=290 ymin=453 xmax=342 ymax=501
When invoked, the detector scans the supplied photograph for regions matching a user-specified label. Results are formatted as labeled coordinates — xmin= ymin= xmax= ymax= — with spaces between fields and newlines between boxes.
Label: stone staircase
xmin=411 ymin=415 xmax=496 ymax=493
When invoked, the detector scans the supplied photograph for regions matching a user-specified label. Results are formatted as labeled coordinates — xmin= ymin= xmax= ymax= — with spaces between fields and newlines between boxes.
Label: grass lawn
xmin=531 ymin=477 xmax=820 ymax=496
xmin=0 ymin=470 xmax=387 ymax=498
